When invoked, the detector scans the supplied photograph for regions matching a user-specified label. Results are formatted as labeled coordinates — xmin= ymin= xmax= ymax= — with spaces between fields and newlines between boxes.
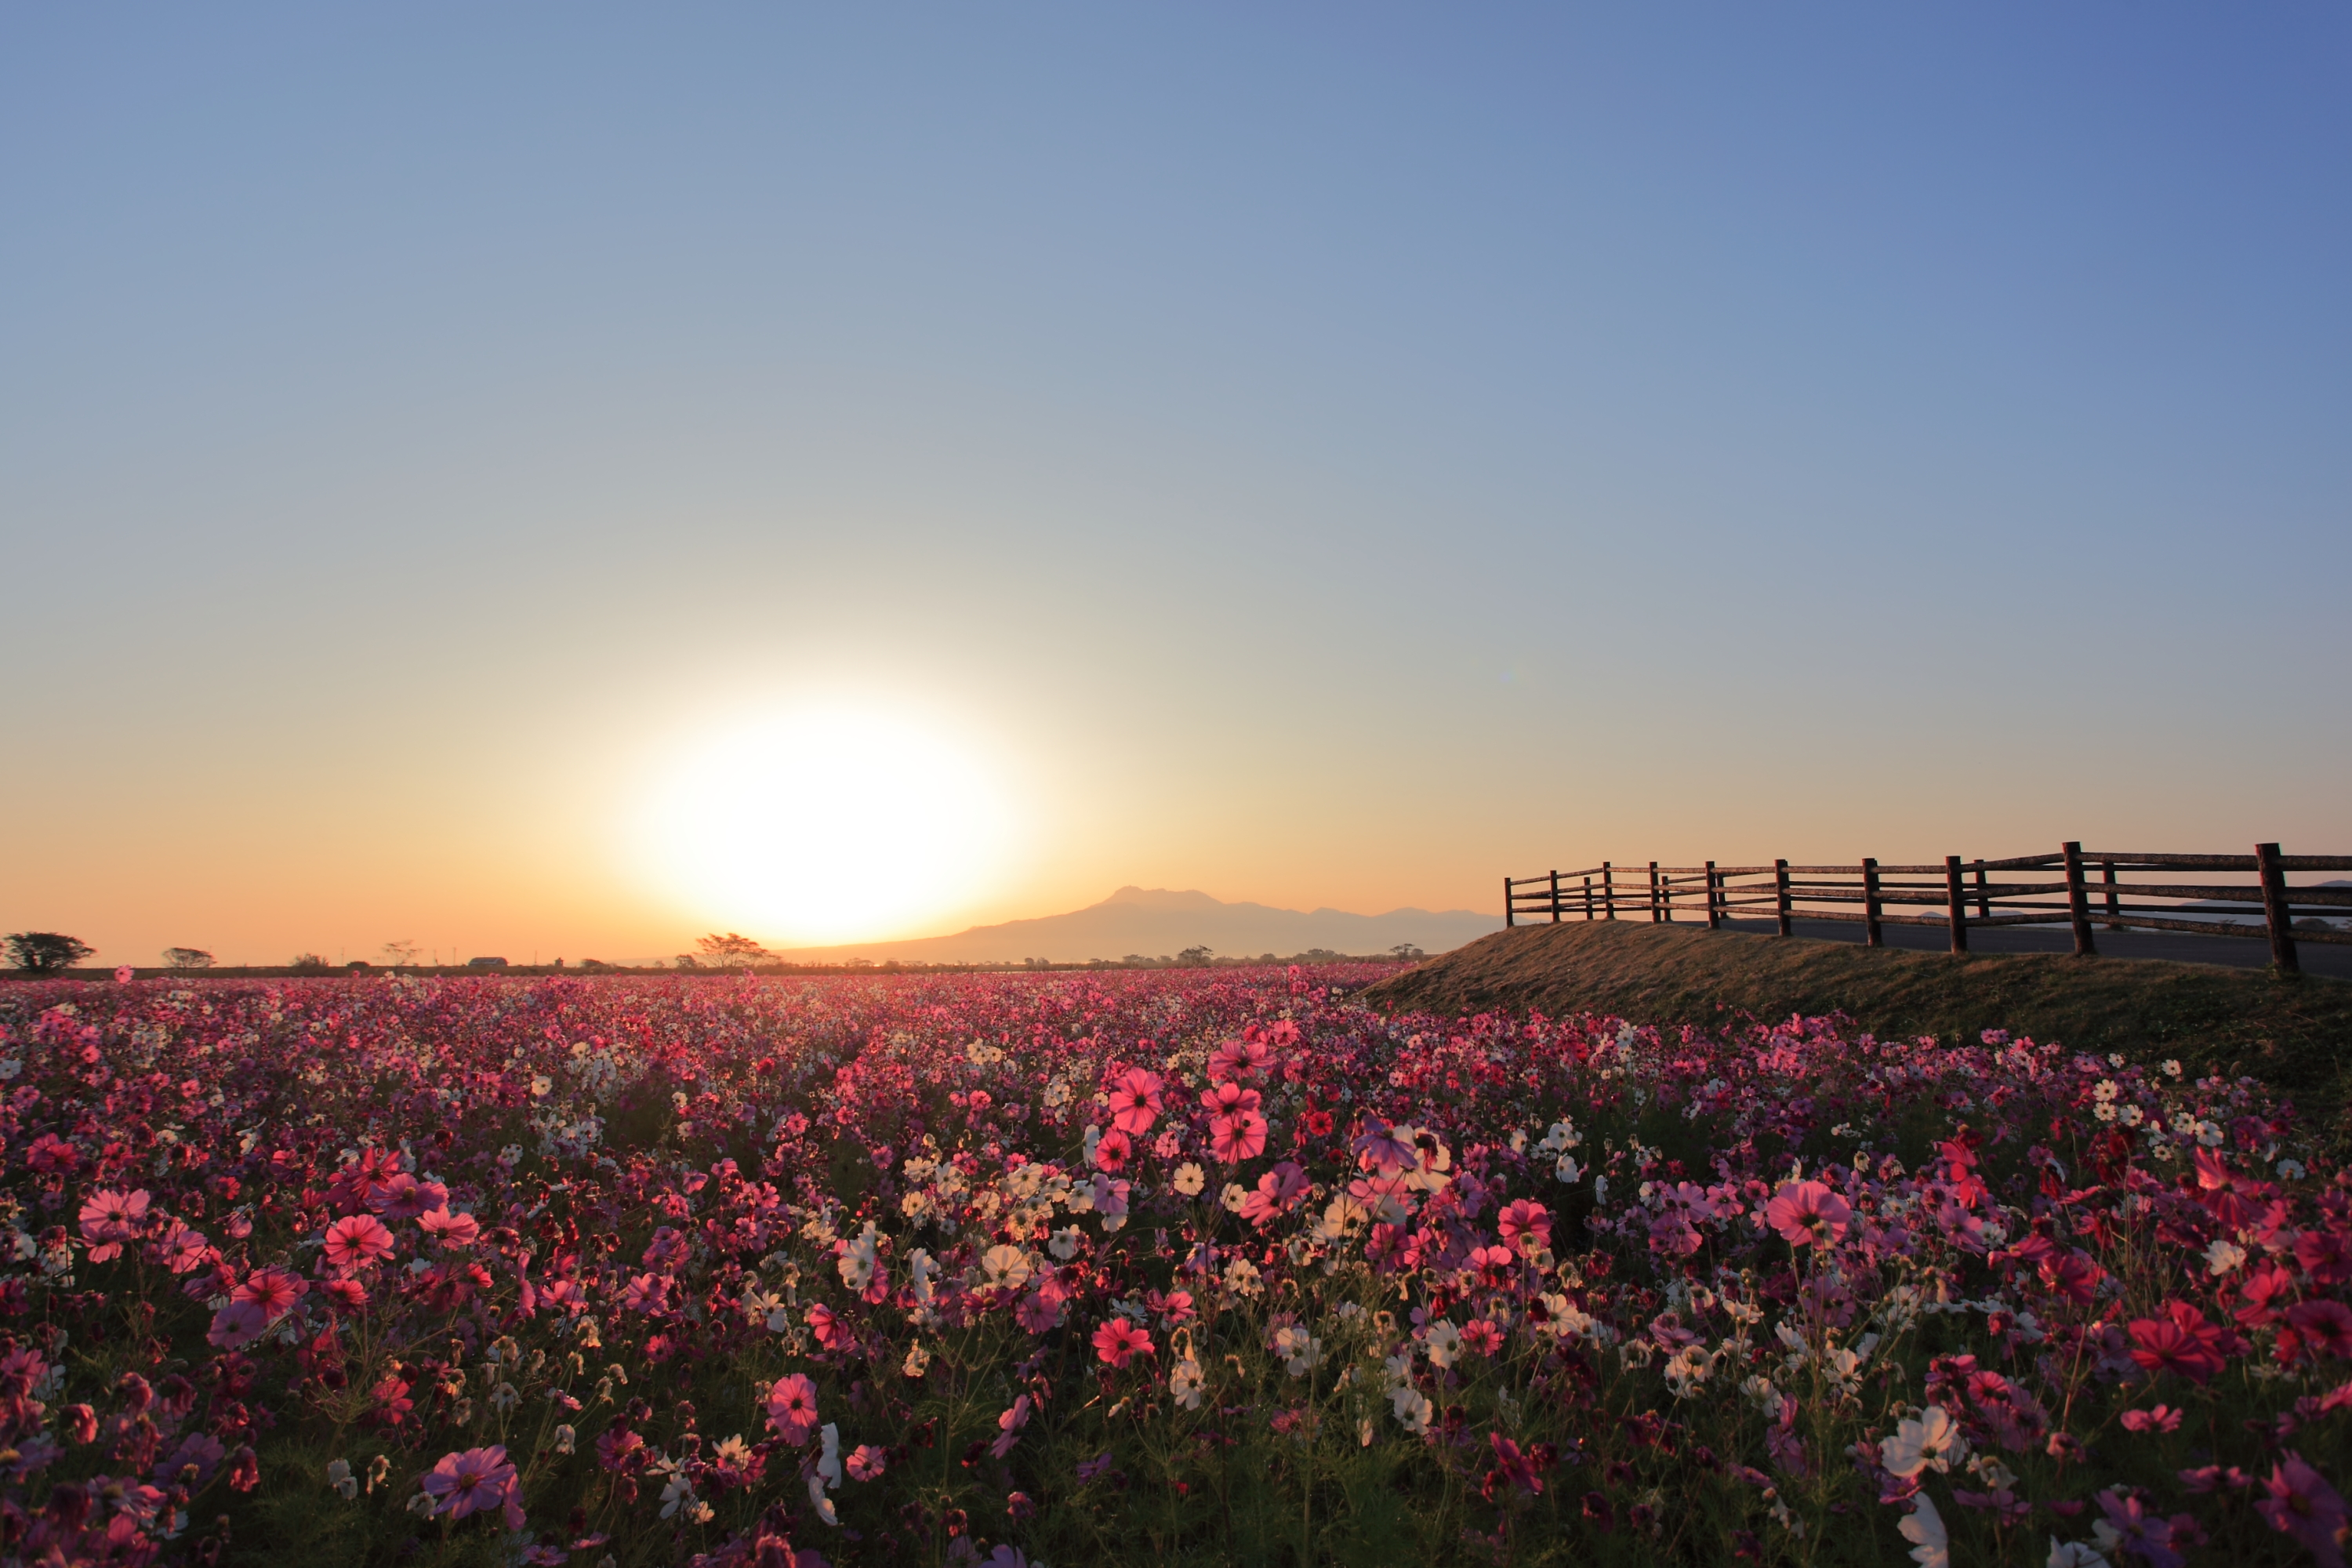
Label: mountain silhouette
xmin=768 ymin=886 xmax=1501 ymax=964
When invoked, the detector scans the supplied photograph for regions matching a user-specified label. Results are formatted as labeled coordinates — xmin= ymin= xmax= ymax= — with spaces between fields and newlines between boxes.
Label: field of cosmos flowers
xmin=0 ymin=965 xmax=2345 ymax=1568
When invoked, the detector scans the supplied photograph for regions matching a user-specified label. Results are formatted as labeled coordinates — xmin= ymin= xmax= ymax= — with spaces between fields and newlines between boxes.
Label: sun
xmin=640 ymin=704 xmax=1016 ymax=946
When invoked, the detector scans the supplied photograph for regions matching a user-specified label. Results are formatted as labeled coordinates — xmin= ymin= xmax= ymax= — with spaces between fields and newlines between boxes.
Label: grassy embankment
xmin=1365 ymin=920 xmax=2352 ymax=1152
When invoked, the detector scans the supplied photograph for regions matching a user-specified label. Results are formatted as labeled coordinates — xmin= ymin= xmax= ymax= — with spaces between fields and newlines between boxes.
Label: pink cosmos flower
xmin=2256 ymin=1450 xmax=2350 ymax=1567
xmin=206 ymin=1300 xmax=266 ymax=1350
xmin=1763 ymin=1180 xmax=1852 ymax=1247
xmin=1200 ymin=1080 xmax=1263 ymax=1116
xmin=808 ymin=1301 xmax=851 ymax=1350
xmin=1208 ymin=1038 xmax=1270 ymax=1082
xmin=846 ymin=1444 xmax=886 ymax=1482
xmin=114 ymin=965 xmax=135 ymax=984
xmin=1106 ymin=1069 xmax=1164 ymax=1136
xmin=371 ymin=1172 xmax=449 ymax=1221
xmin=320 ymin=1278 xmax=368 ymax=1313
xmin=322 ymin=1214 xmax=394 ymax=1272
xmin=1352 ymin=1122 xmax=1418 ymax=1175
xmin=2120 ymin=1406 xmax=2185 ymax=1434
xmin=418 ymin=1207 xmax=481 ymax=1247
xmin=991 ymin=1393 xmax=1034 ymax=1459
xmin=1092 ymin=1129 xmax=1132 ymax=1172
xmin=421 ymin=1444 xmax=517 ymax=1520
xmin=1210 ymin=1110 xmax=1269 ymax=1165
xmin=1017 ymin=1289 xmax=1064 ymax=1334
xmin=1497 ymin=1198 xmax=1552 ymax=1255
xmin=2129 ymin=1301 xmax=2230 ymax=1385
xmin=2093 ymin=1490 xmax=2182 ymax=1568
xmin=231 ymin=1265 xmax=303 ymax=1321
xmin=2282 ymin=1299 xmax=2352 ymax=1362
xmin=2296 ymin=1229 xmax=2352 ymax=1287
xmin=1092 ymin=1318 xmax=1153 ymax=1369
xmin=160 ymin=1222 xmax=212 ymax=1276
xmin=1486 ymin=1432 xmax=1544 ymax=1496
xmin=1240 ymin=1163 xmax=1310 ymax=1228
xmin=766 ymin=1373 xmax=820 ymax=1444
xmin=78 ymin=1188 xmax=149 ymax=1241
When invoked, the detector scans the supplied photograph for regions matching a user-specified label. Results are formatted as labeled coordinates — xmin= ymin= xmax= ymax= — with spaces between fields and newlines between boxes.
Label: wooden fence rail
xmin=1504 ymin=842 xmax=2351 ymax=976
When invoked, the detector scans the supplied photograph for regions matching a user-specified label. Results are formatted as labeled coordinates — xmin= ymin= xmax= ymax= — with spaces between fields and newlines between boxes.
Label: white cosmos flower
xmin=1424 ymin=1319 xmax=1463 ymax=1369
xmin=1390 ymin=1387 xmax=1433 ymax=1434
xmin=2205 ymin=1239 xmax=2247 ymax=1276
xmin=1170 ymin=1356 xmax=1205 ymax=1410
xmin=1881 ymin=1406 xmax=1962 ymax=1479
xmin=1899 ymin=1493 xmax=1949 ymax=1568
xmin=1172 ymin=1162 xmax=1207 ymax=1197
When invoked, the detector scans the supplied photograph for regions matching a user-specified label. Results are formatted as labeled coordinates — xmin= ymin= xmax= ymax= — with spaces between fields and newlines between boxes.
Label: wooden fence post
xmin=2101 ymin=858 xmax=2122 ymax=931
xmin=1945 ymin=855 xmax=1969 ymax=954
xmin=1504 ymin=877 xmax=1515 ymax=928
xmin=1862 ymin=858 xmax=1883 ymax=947
xmin=1583 ymin=876 xmax=1593 ymax=920
xmin=1602 ymin=862 xmax=1615 ymax=920
xmin=1705 ymin=861 xmax=1721 ymax=930
xmin=1549 ymin=869 xmax=1561 ymax=924
xmin=1775 ymin=859 xmax=1792 ymax=937
xmin=1649 ymin=862 xmax=1661 ymax=924
xmin=1974 ymin=862 xmax=1990 ymax=921
xmin=2256 ymin=842 xmax=2302 ymax=976
xmin=2062 ymin=841 xmax=2096 ymax=956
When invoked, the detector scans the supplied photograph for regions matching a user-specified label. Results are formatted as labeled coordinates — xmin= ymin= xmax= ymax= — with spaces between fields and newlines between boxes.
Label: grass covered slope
xmin=1366 ymin=920 xmax=2352 ymax=1142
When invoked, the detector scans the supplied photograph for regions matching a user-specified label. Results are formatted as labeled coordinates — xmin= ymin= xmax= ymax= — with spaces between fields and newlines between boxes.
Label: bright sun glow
xmin=641 ymin=705 xmax=1016 ymax=946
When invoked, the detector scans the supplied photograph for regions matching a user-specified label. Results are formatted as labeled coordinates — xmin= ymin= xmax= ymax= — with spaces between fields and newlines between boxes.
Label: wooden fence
xmin=1504 ymin=842 xmax=2352 ymax=975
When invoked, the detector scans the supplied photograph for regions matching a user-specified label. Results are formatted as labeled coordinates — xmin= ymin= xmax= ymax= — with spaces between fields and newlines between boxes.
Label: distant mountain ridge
xmin=769 ymin=886 xmax=1502 ymax=964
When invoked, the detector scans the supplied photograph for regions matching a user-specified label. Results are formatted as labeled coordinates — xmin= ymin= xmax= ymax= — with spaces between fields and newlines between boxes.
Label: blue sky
xmin=3 ymin=5 xmax=2347 ymax=960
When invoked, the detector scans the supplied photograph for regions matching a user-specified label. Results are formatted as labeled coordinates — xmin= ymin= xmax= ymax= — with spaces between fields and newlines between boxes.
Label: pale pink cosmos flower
xmin=420 ymin=1444 xmax=517 ymax=1520
xmin=1763 ymin=1180 xmax=1852 ymax=1247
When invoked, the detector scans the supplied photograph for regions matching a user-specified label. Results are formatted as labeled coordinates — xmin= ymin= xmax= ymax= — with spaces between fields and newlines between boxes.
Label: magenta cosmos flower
xmin=1763 ymin=1180 xmax=1852 ymax=1247
xmin=421 ymin=1445 xmax=517 ymax=1519
xmin=2256 ymin=1451 xmax=2349 ymax=1568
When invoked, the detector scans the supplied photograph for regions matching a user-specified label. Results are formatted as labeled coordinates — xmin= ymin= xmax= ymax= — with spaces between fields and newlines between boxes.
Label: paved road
xmin=1697 ymin=916 xmax=2352 ymax=980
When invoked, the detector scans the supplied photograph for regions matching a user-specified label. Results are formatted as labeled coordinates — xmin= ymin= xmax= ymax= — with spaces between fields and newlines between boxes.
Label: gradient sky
xmin=4 ymin=5 xmax=2347 ymax=965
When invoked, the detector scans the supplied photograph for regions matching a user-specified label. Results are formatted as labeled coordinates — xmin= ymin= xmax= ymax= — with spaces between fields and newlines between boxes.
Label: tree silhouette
xmin=5 ymin=933 xmax=93 ymax=974
xmin=695 ymin=933 xmax=771 ymax=965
